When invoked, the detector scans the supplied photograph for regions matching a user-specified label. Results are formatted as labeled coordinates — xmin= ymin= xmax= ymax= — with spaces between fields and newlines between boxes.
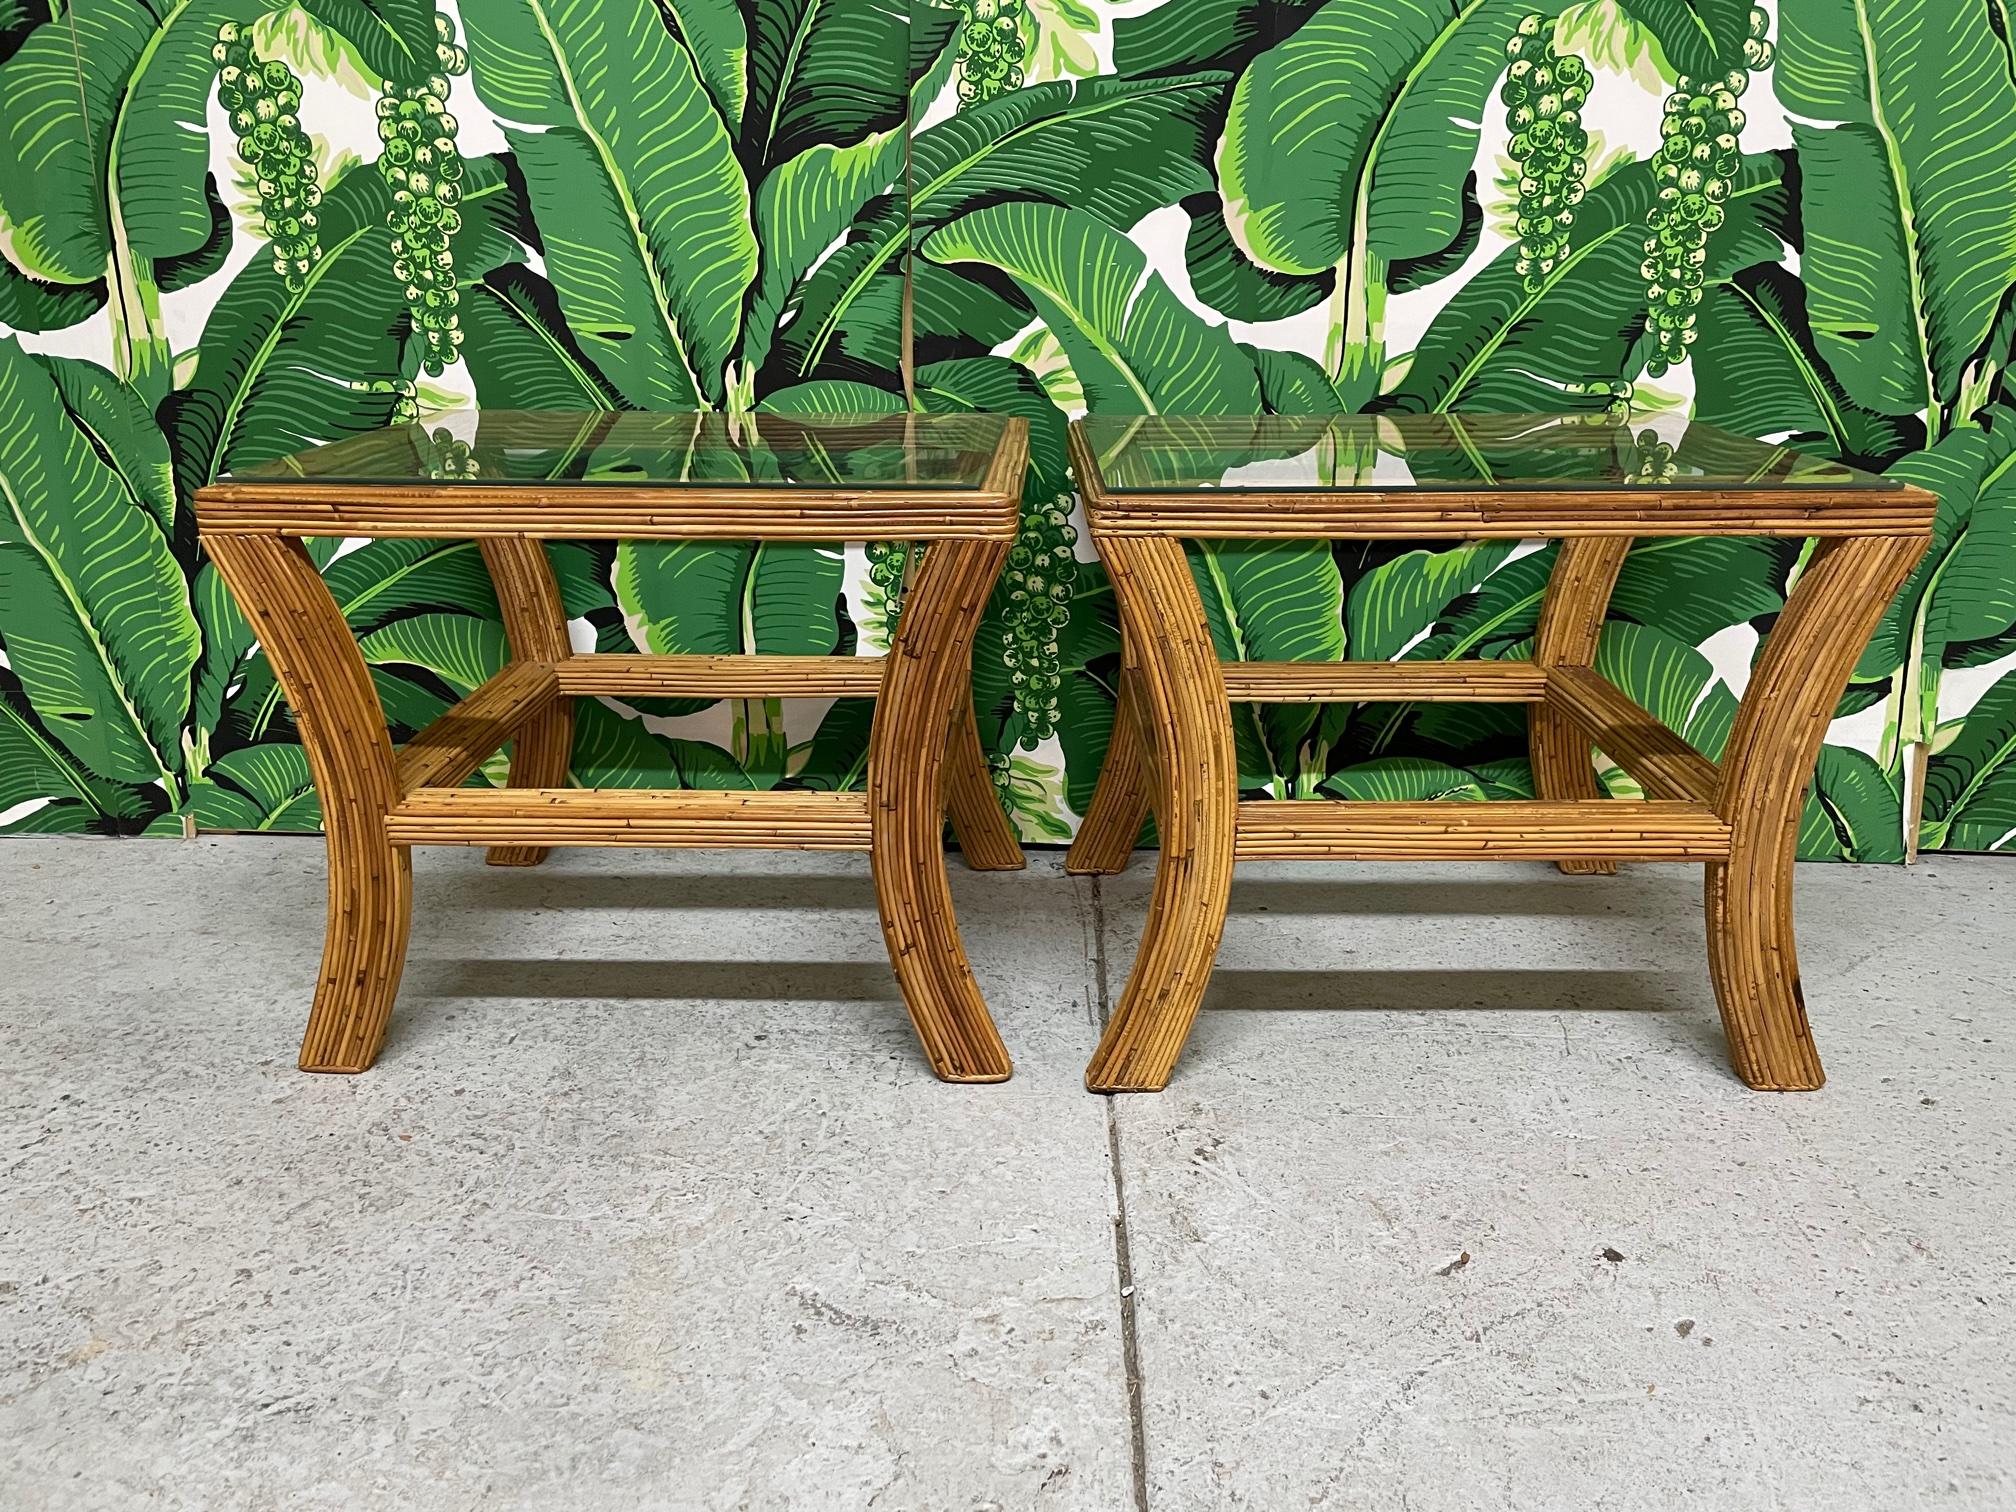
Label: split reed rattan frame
xmin=1062 ymin=420 xmax=1935 ymax=1095
xmin=197 ymin=418 xmax=1030 ymax=1083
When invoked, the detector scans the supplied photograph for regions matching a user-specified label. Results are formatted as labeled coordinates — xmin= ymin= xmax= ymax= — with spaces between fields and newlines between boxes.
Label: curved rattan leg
xmin=1064 ymin=666 xmax=1154 ymax=876
xmin=204 ymin=534 xmax=413 ymax=1073
xmin=870 ymin=538 xmax=1014 ymax=1082
xmin=944 ymin=687 xmax=1026 ymax=872
xmin=479 ymin=538 xmax=575 ymax=867
xmin=1531 ymin=537 xmax=1631 ymax=875
xmin=1706 ymin=534 xmax=1925 ymax=1089
xmin=1084 ymin=537 xmax=1237 ymax=1093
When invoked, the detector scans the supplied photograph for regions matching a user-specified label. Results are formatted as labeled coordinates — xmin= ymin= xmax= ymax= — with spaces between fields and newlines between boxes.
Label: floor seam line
xmin=1092 ymin=875 xmax=1152 ymax=1512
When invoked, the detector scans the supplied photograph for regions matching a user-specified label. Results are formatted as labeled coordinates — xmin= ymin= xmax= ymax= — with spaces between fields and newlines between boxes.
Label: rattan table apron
xmin=196 ymin=416 xmax=1030 ymax=1083
xmin=1062 ymin=420 xmax=1936 ymax=1094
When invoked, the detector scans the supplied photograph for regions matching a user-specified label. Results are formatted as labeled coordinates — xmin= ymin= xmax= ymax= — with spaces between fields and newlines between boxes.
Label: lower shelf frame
xmin=1231 ymin=797 xmax=1733 ymax=861
xmin=384 ymin=787 xmax=876 ymax=851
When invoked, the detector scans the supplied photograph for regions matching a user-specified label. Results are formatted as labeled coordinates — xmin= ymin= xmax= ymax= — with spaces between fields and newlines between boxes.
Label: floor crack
xmin=1091 ymin=876 xmax=1151 ymax=1512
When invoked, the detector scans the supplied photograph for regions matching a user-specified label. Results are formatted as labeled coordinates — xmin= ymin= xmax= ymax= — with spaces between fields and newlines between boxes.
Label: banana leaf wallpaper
xmin=2 ymin=0 xmax=2014 ymax=860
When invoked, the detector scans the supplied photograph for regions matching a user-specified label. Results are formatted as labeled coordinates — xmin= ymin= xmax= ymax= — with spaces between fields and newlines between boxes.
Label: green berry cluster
xmin=213 ymin=25 xmax=320 ymax=293
xmin=1502 ymin=15 xmax=1591 ymax=294
xmin=868 ymin=1 xmax=1026 ymax=631
xmin=350 ymin=376 xmax=421 ymax=424
xmin=956 ymin=0 xmax=1026 ymax=106
xmin=1564 ymin=378 xmax=1636 ymax=419
xmin=1640 ymin=7 xmax=1773 ymax=378
xmin=1001 ymin=492 xmax=1076 ymax=747
xmin=1625 ymin=428 xmax=1679 ymax=484
xmin=377 ymin=15 xmax=471 ymax=377
xmin=418 ymin=426 xmax=479 ymax=479
xmin=988 ymin=750 xmax=1015 ymax=809
xmin=865 ymin=541 xmax=915 ymax=636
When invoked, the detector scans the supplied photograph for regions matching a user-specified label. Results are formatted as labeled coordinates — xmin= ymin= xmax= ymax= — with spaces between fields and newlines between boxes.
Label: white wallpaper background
xmin=4 ymin=0 xmax=2012 ymax=852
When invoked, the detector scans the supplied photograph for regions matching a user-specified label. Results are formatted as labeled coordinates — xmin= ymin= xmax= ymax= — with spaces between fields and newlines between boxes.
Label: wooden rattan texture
xmin=197 ymin=417 xmax=1029 ymax=1079
xmin=1068 ymin=419 xmax=1933 ymax=1095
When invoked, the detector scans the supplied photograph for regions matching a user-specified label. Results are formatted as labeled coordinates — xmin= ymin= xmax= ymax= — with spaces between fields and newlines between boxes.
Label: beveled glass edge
xmin=1070 ymin=414 xmax=1902 ymax=494
xmin=224 ymin=410 xmax=1015 ymax=491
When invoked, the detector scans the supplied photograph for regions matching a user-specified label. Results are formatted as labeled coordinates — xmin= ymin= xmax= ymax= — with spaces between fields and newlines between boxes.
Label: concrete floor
xmin=1 ymin=839 xmax=2011 ymax=1511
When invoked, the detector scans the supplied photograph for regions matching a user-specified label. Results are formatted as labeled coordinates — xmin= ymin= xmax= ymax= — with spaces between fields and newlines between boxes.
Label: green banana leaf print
xmin=1777 ymin=0 xmax=2016 ymax=426
xmin=0 ymin=340 xmax=200 ymax=809
xmin=463 ymin=0 xmax=758 ymax=407
xmin=0 ymin=0 xmax=2011 ymax=861
xmin=1219 ymin=0 xmax=1571 ymax=404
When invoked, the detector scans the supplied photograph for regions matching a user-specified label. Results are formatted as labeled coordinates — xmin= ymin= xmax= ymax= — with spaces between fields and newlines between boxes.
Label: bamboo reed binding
xmin=386 ymin=787 xmax=874 ymax=849
xmin=478 ymin=537 xmax=576 ymax=867
xmin=202 ymin=532 xmax=413 ymax=1074
xmin=1083 ymin=487 xmax=1938 ymax=539
xmin=198 ymin=414 xmax=1031 ymax=1082
xmin=1545 ymin=665 xmax=1721 ymax=806
xmin=1062 ymin=666 xmax=1156 ymax=877
xmin=1068 ymin=416 xmax=1936 ymax=1097
xmin=191 ymin=500 xmax=1022 ymax=541
xmin=1704 ymin=533 xmax=1927 ymax=1090
xmin=1529 ymin=536 xmax=1632 ymax=876
xmin=394 ymin=661 xmax=559 ymax=795
xmin=1232 ymin=798 xmax=1733 ymax=860
xmin=1079 ymin=532 xmax=1239 ymax=1095
xmin=1221 ymin=660 xmax=1548 ymax=702
xmin=553 ymin=653 xmax=886 ymax=698
xmin=867 ymin=537 xmax=1017 ymax=1082
xmin=943 ymin=690 xmax=1027 ymax=872
xmin=197 ymin=421 xmax=1028 ymax=539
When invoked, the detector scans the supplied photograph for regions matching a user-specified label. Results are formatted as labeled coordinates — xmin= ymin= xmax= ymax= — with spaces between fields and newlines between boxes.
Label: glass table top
xmin=1075 ymin=414 xmax=1895 ymax=493
xmin=230 ymin=411 xmax=1011 ymax=489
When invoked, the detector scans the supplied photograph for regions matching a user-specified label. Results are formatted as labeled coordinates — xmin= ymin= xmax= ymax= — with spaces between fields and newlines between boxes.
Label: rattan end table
xmin=1062 ymin=414 xmax=1935 ymax=1095
xmin=197 ymin=411 xmax=1029 ymax=1082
